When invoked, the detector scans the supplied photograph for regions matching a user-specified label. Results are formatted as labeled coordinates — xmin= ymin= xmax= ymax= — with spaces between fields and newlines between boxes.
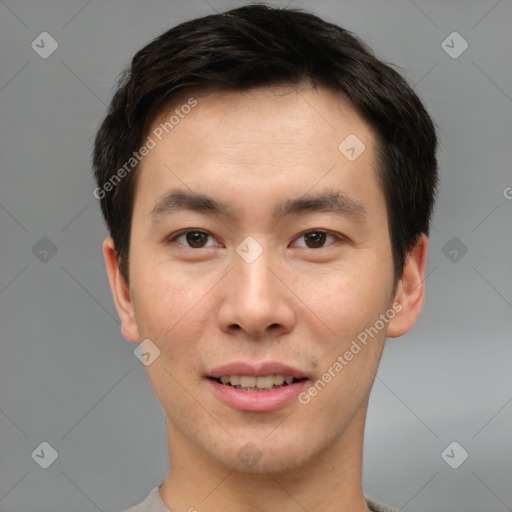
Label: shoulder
xmin=119 ymin=486 xmax=170 ymax=512
xmin=120 ymin=487 xmax=396 ymax=512
xmin=366 ymin=497 xmax=398 ymax=512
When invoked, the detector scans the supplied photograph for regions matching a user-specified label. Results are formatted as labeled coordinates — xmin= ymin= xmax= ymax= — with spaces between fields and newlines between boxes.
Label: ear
xmin=102 ymin=236 xmax=140 ymax=343
xmin=387 ymin=233 xmax=428 ymax=338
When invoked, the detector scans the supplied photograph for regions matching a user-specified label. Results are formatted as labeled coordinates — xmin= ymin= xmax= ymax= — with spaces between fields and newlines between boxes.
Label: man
xmin=93 ymin=4 xmax=438 ymax=511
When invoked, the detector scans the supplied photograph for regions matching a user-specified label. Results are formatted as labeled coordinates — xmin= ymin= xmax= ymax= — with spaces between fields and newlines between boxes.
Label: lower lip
xmin=207 ymin=378 xmax=309 ymax=412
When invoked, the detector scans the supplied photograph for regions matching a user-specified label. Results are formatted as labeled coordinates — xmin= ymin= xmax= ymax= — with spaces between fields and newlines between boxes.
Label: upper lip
xmin=207 ymin=361 xmax=308 ymax=379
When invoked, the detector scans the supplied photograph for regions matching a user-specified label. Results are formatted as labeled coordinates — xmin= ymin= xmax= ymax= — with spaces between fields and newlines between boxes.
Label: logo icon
xmin=441 ymin=441 xmax=469 ymax=469
xmin=31 ymin=32 xmax=59 ymax=59
xmin=338 ymin=134 xmax=366 ymax=161
xmin=32 ymin=237 xmax=58 ymax=263
xmin=442 ymin=237 xmax=468 ymax=263
xmin=441 ymin=32 xmax=468 ymax=59
xmin=236 ymin=236 xmax=264 ymax=264
xmin=237 ymin=442 xmax=262 ymax=468
xmin=134 ymin=339 xmax=161 ymax=366
xmin=31 ymin=441 xmax=58 ymax=469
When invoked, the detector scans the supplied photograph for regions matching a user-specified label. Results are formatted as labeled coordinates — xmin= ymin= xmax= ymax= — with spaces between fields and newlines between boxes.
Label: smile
xmin=215 ymin=374 xmax=303 ymax=391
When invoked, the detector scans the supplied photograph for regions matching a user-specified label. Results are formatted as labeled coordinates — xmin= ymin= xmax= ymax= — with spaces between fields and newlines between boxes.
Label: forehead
xmin=136 ymin=85 xmax=381 ymax=219
xmin=149 ymin=84 xmax=372 ymax=155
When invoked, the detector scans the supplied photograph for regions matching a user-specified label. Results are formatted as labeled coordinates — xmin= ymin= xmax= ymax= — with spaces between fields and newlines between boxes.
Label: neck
xmin=160 ymin=403 xmax=371 ymax=512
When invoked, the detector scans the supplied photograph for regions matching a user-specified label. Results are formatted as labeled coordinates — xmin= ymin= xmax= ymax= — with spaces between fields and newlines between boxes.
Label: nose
xmin=217 ymin=245 xmax=296 ymax=338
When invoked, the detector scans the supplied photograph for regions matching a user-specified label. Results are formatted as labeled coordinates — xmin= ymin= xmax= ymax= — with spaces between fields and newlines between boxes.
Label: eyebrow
xmin=150 ymin=188 xmax=367 ymax=222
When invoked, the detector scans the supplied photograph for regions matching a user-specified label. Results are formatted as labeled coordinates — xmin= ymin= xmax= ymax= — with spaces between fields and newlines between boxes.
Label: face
xmin=104 ymin=85 xmax=426 ymax=475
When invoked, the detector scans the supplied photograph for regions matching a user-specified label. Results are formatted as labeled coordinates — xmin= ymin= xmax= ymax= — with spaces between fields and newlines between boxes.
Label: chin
xmin=212 ymin=436 xmax=317 ymax=475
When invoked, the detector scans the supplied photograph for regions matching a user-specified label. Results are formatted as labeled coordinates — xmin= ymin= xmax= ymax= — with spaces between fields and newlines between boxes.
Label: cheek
xmin=308 ymin=263 xmax=392 ymax=391
xmin=306 ymin=261 xmax=391 ymax=339
xmin=129 ymin=241 xmax=215 ymax=335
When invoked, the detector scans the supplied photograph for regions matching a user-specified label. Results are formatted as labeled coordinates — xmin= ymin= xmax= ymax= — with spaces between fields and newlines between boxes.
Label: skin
xmin=103 ymin=85 xmax=428 ymax=512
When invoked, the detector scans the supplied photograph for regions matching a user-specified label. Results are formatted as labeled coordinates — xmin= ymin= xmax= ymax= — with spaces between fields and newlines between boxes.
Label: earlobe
xmin=387 ymin=234 xmax=428 ymax=338
xmin=102 ymin=237 xmax=140 ymax=343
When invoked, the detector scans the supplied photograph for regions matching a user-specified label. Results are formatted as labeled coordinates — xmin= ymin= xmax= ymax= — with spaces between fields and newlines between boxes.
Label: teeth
xmin=256 ymin=376 xmax=274 ymax=388
xmin=240 ymin=376 xmax=256 ymax=388
xmin=217 ymin=375 xmax=297 ymax=389
xmin=273 ymin=375 xmax=285 ymax=385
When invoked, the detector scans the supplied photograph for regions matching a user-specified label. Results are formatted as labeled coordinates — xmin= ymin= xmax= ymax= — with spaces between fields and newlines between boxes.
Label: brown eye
xmin=293 ymin=230 xmax=340 ymax=249
xmin=171 ymin=230 xmax=214 ymax=248
xmin=185 ymin=231 xmax=208 ymax=248
xmin=304 ymin=231 xmax=327 ymax=248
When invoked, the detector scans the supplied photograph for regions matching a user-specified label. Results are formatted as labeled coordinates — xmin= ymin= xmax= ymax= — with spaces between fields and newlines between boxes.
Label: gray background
xmin=0 ymin=0 xmax=511 ymax=511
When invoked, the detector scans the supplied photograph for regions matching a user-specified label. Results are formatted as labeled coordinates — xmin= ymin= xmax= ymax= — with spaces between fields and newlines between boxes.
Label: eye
xmin=167 ymin=229 xmax=343 ymax=250
xmin=292 ymin=230 xmax=341 ymax=249
xmin=168 ymin=230 xmax=220 ymax=249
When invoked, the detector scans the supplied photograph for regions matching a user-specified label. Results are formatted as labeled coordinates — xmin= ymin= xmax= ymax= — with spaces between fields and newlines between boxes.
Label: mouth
xmin=205 ymin=362 xmax=310 ymax=412
xmin=208 ymin=375 xmax=308 ymax=392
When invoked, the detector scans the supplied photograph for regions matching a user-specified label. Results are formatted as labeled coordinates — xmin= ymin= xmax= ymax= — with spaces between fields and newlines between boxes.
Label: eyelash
xmin=166 ymin=229 xmax=344 ymax=250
